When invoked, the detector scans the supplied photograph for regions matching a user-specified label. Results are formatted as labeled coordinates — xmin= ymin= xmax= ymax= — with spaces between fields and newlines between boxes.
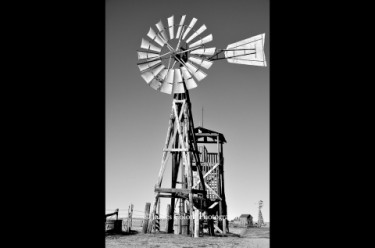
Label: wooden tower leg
xmin=180 ymin=159 xmax=185 ymax=234
xmin=148 ymin=110 xmax=175 ymax=233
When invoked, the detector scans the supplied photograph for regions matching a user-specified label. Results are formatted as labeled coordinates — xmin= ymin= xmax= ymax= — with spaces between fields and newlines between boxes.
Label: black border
xmin=12 ymin=0 xmax=344 ymax=247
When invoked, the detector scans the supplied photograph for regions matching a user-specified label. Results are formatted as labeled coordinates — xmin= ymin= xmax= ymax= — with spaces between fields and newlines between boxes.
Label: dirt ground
xmin=105 ymin=227 xmax=269 ymax=248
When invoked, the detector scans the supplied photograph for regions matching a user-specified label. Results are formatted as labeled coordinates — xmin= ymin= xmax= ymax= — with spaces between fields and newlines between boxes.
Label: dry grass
xmin=105 ymin=226 xmax=269 ymax=248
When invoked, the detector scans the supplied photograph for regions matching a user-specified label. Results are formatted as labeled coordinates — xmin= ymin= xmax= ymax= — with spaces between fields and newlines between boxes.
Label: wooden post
xmin=165 ymin=204 xmax=171 ymax=232
xmin=223 ymin=216 xmax=227 ymax=234
xmin=127 ymin=204 xmax=133 ymax=232
xmin=194 ymin=210 xmax=200 ymax=238
xmin=142 ymin=202 xmax=151 ymax=233
xmin=156 ymin=198 xmax=160 ymax=232
xmin=182 ymin=105 xmax=194 ymax=236
xmin=157 ymin=199 xmax=160 ymax=220
xmin=217 ymin=136 xmax=222 ymax=217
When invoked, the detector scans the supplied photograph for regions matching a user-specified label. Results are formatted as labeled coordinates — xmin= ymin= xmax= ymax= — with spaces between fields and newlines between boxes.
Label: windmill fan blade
xmin=180 ymin=66 xmax=197 ymax=90
xmin=182 ymin=17 xmax=198 ymax=40
xmin=165 ymin=69 xmax=174 ymax=83
xmin=141 ymin=38 xmax=162 ymax=53
xmin=167 ymin=15 xmax=174 ymax=40
xmin=140 ymin=64 xmax=165 ymax=83
xmin=138 ymin=59 xmax=161 ymax=72
xmin=172 ymin=68 xmax=185 ymax=94
xmin=147 ymin=27 xmax=166 ymax=47
xmin=184 ymin=62 xmax=207 ymax=81
xmin=186 ymin=24 xmax=207 ymax=44
xmin=156 ymin=20 xmax=169 ymax=42
xmin=175 ymin=15 xmax=186 ymax=39
xmin=137 ymin=51 xmax=159 ymax=60
xmin=190 ymin=47 xmax=216 ymax=56
xmin=189 ymin=34 xmax=213 ymax=48
xmin=149 ymin=69 xmax=168 ymax=90
xmin=225 ymin=33 xmax=267 ymax=66
xmin=160 ymin=69 xmax=174 ymax=94
xmin=188 ymin=56 xmax=213 ymax=69
xmin=149 ymin=79 xmax=162 ymax=90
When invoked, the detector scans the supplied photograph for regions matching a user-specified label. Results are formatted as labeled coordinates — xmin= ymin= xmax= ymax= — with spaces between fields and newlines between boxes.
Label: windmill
xmin=257 ymin=200 xmax=265 ymax=227
xmin=137 ymin=15 xmax=267 ymax=236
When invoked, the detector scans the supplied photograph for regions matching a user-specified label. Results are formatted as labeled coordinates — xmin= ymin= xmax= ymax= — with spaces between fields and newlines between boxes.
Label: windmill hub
xmin=174 ymin=48 xmax=189 ymax=63
xmin=158 ymin=39 xmax=189 ymax=68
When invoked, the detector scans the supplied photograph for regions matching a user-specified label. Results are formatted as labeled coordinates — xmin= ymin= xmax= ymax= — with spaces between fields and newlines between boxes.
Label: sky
xmin=106 ymin=0 xmax=269 ymax=222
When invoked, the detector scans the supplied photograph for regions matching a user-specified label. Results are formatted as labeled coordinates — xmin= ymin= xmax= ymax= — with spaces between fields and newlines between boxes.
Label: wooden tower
xmin=147 ymin=91 xmax=211 ymax=236
xmin=194 ymin=126 xmax=228 ymax=233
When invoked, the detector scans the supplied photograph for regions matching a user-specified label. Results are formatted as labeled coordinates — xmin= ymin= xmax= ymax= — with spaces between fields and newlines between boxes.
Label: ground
xmin=105 ymin=226 xmax=269 ymax=248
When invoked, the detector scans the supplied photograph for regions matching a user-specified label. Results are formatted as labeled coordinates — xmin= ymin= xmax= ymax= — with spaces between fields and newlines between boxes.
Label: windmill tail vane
xmin=209 ymin=33 xmax=267 ymax=66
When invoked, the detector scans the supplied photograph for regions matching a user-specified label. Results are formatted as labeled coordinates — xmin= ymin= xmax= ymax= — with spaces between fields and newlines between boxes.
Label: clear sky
xmin=106 ymin=0 xmax=269 ymax=221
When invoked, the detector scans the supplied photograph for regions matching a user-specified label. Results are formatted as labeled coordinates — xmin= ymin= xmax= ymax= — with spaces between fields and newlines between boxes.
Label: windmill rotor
xmin=137 ymin=14 xmax=267 ymax=95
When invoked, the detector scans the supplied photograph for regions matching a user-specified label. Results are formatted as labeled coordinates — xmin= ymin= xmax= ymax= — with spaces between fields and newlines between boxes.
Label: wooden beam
xmin=192 ymin=163 xmax=219 ymax=188
xmin=155 ymin=187 xmax=206 ymax=195
xmin=205 ymin=183 xmax=222 ymax=200
xmin=195 ymin=134 xmax=221 ymax=137
xmin=209 ymin=202 xmax=219 ymax=209
xmin=213 ymin=224 xmax=223 ymax=234
xmin=163 ymin=148 xmax=188 ymax=152
xmin=158 ymin=194 xmax=174 ymax=198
